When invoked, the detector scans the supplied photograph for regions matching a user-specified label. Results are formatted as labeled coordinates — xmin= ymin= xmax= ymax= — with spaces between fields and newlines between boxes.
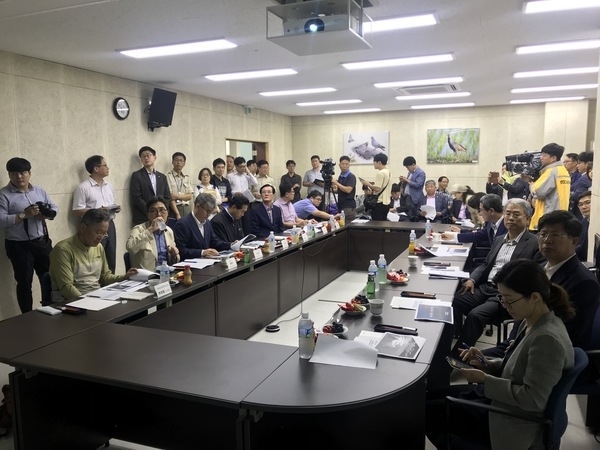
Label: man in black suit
xmin=211 ymin=194 xmax=249 ymax=242
xmin=576 ymin=190 xmax=591 ymax=261
xmin=249 ymin=184 xmax=284 ymax=239
xmin=129 ymin=146 xmax=171 ymax=225
xmin=451 ymin=198 xmax=545 ymax=354
xmin=174 ymin=193 xmax=231 ymax=260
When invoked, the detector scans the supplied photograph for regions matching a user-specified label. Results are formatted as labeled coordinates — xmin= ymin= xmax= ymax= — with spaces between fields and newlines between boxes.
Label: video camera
xmin=505 ymin=152 xmax=542 ymax=179
xmin=320 ymin=158 xmax=336 ymax=182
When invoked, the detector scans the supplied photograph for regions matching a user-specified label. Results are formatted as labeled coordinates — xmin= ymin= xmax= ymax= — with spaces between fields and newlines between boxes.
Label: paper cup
xmin=408 ymin=255 xmax=418 ymax=268
xmin=369 ymin=298 xmax=384 ymax=316
xmin=432 ymin=232 xmax=441 ymax=243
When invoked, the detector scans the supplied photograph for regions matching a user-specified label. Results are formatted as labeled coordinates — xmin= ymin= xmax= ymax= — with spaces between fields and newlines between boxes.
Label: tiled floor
xmin=0 ymin=271 xmax=598 ymax=449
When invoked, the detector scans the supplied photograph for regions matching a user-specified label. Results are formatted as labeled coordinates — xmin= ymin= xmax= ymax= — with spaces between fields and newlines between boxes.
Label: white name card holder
xmin=253 ymin=248 xmax=263 ymax=261
xmin=225 ymin=257 xmax=237 ymax=270
xmin=334 ymin=221 xmax=340 ymax=230
xmin=280 ymin=239 xmax=289 ymax=250
xmin=154 ymin=280 xmax=172 ymax=300
xmin=301 ymin=232 xmax=310 ymax=243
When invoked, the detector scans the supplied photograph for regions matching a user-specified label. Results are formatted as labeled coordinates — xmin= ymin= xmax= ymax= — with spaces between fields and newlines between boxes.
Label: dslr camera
xmin=320 ymin=158 xmax=336 ymax=182
xmin=35 ymin=201 xmax=57 ymax=219
xmin=505 ymin=152 xmax=542 ymax=179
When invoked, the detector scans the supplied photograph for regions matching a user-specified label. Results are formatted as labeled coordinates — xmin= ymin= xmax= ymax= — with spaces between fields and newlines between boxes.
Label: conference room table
xmin=1 ymin=221 xmax=471 ymax=450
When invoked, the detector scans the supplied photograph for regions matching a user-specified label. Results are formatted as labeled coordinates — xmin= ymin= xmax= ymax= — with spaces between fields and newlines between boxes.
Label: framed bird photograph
xmin=427 ymin=128 xmax=480 ymax=164
xmin=343 ymin=131 xmax=389 ymax=164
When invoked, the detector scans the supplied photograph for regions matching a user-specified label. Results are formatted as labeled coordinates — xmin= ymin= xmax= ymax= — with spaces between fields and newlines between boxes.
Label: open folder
xmin=231 ymin=234 xmax=256 ymax=252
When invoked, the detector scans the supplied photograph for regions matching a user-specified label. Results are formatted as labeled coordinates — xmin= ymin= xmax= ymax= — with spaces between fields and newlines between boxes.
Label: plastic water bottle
xmin=340 ymin=210 xmax=346 ymax=227
xmin=408 ymin=229 xmax=416 ymax=255
xmin=298 ymin=312 xmax=315 ymax=359
xmin=159 ymin=260 xmax=170 ymax=284
xmin=425 ymin=219 xmax=432 ymax=239
xmin=307 ymin=222 xmax=315 ymax=238
xmin=268 ymin=231 xmax=275 ymax=253
xmin=291 ymin=226 xmax=299 ymax=244
xmin=368 ymin=259 xmax=379 ymax=292
xmin=377 ymin=254 xmax=387 ymax=285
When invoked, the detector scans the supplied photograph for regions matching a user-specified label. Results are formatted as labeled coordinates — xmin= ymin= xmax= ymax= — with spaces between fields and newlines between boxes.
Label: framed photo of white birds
xmin=343 ymin=131 xmax=389 ymax=164
xmin=427 ymin=128 xmax=480 ymax=164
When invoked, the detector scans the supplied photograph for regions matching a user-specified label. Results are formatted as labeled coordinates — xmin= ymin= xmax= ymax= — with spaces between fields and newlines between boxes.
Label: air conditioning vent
xmin=272 ymin=0 xmax=374 ymax=6
xmin=394 ymin=84 xmax=460 ymax=96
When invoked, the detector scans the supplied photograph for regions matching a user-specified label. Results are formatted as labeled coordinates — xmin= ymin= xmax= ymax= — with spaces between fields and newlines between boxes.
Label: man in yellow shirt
xmin=529 ymin=143 xmax=571 ymax=230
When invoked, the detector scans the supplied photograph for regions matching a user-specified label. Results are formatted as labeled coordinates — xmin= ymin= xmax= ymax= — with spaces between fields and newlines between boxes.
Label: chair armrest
xmin=446 ymin=396 xmax=550 ymax=425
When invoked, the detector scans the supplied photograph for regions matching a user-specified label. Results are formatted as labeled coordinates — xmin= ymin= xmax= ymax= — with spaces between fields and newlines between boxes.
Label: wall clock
xmin=112 ymin=97 xmax=130 ymax=120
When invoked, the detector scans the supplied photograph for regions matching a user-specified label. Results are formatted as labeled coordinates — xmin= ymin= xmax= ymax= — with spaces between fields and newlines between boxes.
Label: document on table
xmin=351 ymin=219 xmax=370 ymax=223
xmin=391 ymin=296 xmax=451 ymax=310
xmin=129 ymin=268 xmax=156 ymax=282
xmin=67 ymin=298 xmax=118 ymax=311
xmin=173 ymin=259 xmax=219 ymax=269
xmin=84 ymin=280 xmax=147 ymax=300
xmin=415 ymin=302 xmax=454 ymax=324
xmin=427 ymin=269 xmax=471 ymax=280
xmin=420 ymin=244 xmax=469 ymax=258
xmin=355 ymin=331 xmax=426 ymax=361
xmin=310 ymin=334 xmax=378 ymax=370
xmin=387 ymin=212 xmax=400 ymax=222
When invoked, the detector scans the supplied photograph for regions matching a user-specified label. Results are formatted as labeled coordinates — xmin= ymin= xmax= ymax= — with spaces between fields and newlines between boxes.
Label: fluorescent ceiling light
xmin=342 ymin=53 xmax=453 ymax=70
xmin=370 ymin=14 xmax=437 ymax=32
xmin=259 ymin=87 xmax=335 ymax=97
xmin=323 ymin=108 xmax=381 ymax=115
xmin=516 ymin=39 xmax=600 ymax=54
xmin=411 ymin=102 xmax=475 ymax=110
xmin=514 ymin=67 xmax=599 ymax=78
xmin=205 ymin=68 xmax=297 ymax=81
xmin=120 ymin=39 xmax=236 ymax=58
xmin=511 ymin=83 xmax=598 ymax=93
xmin=524 ymin=0 xmax=600 ymax=14
xmin=510 ymin=96 xmax=586 ymax=104
xmin=395 ymin=92 xmax=471 ymax=101
xmin=296 ymin=99 xmax=362 ymax=106
xmin=375 ymin=77 xmax=463 ymax=88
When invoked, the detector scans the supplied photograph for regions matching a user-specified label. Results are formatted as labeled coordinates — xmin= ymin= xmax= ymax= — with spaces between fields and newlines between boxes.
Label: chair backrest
xmin=546 ymin=347 xmax=589 ymax=447
xmin=586 ymin=307 xmax=600 ymax=350
xmin=41 ymin=272 xmax=52 ymax=306
xmin=124 ymin=252 xmax=131 ymax=271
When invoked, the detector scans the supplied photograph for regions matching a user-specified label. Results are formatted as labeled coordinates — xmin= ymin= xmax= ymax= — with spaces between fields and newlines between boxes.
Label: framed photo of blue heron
xmin=427 ymin=128 xmax=480 ymax=164
xmin=343 ymin=132 xmax=389 ymax=164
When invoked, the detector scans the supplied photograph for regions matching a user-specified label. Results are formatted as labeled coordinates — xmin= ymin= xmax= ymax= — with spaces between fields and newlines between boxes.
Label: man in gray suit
xmin=451 ymin=198 xmax=545 ymax=354
xmin=129 ymin=146 xmax=171 ymax=225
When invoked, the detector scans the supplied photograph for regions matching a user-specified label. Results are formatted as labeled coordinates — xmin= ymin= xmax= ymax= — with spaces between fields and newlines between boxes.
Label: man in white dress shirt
xmin=227 ymin=156 xmax=257 ymax=200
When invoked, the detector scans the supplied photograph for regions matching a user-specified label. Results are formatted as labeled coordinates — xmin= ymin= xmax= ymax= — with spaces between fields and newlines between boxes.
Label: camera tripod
xmin=321 ymin=178 xmax=338 ymax=214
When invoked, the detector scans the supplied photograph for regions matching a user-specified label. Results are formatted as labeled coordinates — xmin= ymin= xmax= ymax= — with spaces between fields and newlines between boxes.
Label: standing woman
xmin=194 ymin=168 xmax=222 ymax=215
xmin=426 ymin=259 xmax=574 ymax=449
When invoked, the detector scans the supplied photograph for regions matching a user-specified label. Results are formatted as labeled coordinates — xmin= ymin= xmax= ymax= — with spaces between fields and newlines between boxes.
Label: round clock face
xmin=113 ymin=97 xmax=130 ymax=120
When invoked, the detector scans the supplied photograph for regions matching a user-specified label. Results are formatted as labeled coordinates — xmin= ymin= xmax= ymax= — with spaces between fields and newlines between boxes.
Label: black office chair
xmin=446 ymin=347 xmax=589 ymax=450
xmin=40 ymin=272 xmax=52 ymax=306
xmin=124 ymin=252 xmax=131 ymax=271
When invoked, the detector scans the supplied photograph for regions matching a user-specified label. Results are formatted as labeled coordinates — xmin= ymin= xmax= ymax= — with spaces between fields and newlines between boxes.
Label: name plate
xmin=154 ymin=281 xmax=172 ymax=299
xmin=280 ymin=239 xmax=289 ymax=249
xmin=322 ymin=227 xmax=328 ymax=235
xmin=225 ymin=257 xmax=237 ymax=270
xmin=334 ymin=221 xmax=340 ymax=230
xmin=301 ymin=232 xmax=310 ymax=242
xmin=253 ymin=248 xmax=263 ymax=260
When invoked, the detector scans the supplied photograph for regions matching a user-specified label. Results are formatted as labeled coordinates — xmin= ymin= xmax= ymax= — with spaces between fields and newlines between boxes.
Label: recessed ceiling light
xmin=370 ymin=14 xmax=437 ymax=32
xmin=323 ymin=108 xmax=381 ymax=115
xmin=514 ymin=67 xmax=599 ymax=78
xmin=374 ymin=77 xmax=463 ymax=88
xmin=259 ymin=87 xmax=336 ymax=97
xmin=411 ymin=102 xmax=475 ymax=110
xmin=119 ymin=39 xmax=236 ymax=58
xmin=516 ymin=39 xmax=600 ymax=54
xmin=524 ymin=0 xmax=600 ymax=14
xmin=395 ymin=92 xmax=471 ymax=101
xmin=510 ymin=96 xmax=586 ymax=104
xmin=342 ymin=53 xmax=453 ymax=70
xmin=205 ymin=68 xmax=297 ymax=81
xmin=511 ymin=84 xmax=598 ymax=93
xmin=296 ymin=99 xmax=362 ymax=106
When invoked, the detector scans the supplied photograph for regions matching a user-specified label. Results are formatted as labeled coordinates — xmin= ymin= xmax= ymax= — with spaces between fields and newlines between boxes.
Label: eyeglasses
xmin=497 ymin=294 xmax=525 ymax=307
xmin=148 ymin=208 xmax=168 ymax=214
xmin=578 ymin=200 xmax=591 ymax=207
xmin=503 ymin=211 xmax=522 ymax=218
xmin=537 ymin=232 xmax=569 ymax=241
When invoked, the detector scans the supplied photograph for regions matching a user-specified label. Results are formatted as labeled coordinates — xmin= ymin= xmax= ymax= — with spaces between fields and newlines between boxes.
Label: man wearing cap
xmin=529 ymin=143 xmax=570 ymax=230
xmin=249 ymin=184 xmax=284 ymax=239
xmin=0 ymin=157 xmax=58 ymax=313
xmin=130 ymin=146 xmax=171 ymax=226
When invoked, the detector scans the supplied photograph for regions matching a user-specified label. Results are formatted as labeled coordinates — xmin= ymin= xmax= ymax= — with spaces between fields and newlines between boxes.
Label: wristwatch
xmin=18 ymin=212 xmax=26 ymax=220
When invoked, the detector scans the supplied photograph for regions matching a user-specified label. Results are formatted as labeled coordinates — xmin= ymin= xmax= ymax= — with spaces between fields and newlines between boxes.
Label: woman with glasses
xmin=194 ymin=168 xmax=222 ymax=216
xmin=126 ymin=196 xmax=180 ymax=271
xmin=426 ymin=259 xmax=574 ymax=449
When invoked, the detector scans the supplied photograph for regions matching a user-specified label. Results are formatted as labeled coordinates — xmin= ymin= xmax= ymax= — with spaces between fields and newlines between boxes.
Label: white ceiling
xmin=0 ymin=0 xmax=599 ymax=116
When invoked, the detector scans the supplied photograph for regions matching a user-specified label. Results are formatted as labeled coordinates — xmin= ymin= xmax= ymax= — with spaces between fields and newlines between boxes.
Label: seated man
xmin=211 ymin=194 xmax=249 ymax=242
xmin=451 ymin=198 xmax=544 ymax=355
xmin=273 ymin=183 xmax=311 ymax=229
xmin=49 ymin=209 xmax=137 ymax=301
xmin=294 ymin=190 xmax=340 ymax=222
xmin=126 ymin=196 xmax=180 ymax=270
xmin=249 ymin=184 xmax=284 ymax=239
xmin=576 ymin=190 xmax=591 ymax=261
xmin=175 ymin=193 xmax=232 ymax=260
xmin=417 ymin=180 xmax=448 ymax=223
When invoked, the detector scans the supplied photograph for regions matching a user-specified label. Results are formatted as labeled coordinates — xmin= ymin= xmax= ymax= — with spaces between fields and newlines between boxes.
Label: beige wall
xmin=0 ymin=51 xmax=292 ymax=319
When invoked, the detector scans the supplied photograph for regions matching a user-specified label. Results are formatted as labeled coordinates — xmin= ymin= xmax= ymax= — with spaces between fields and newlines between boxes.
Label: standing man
xmin=211 ymin=158 xmax=233 ymax=208
xmin=0 ymin=157 xmax=58 ymax=313
xmin=332 ymin=155 xmax=357 ymax=221
xmin=570 ymin=151 xmax=593 ymax=216
xmin=303 ymin=155 xmax=324 ymax=196
xmin=73 ymin=155 xmax=119 ymax=273
xmin=280 ymin=160 xmax=302 ymax=203
xmin=227 ymin=156 xmax=257 ymax=198
xmin=130 ymin=146 xmax=171 ymax=226
xmin=252 ymin=160 xmax=275 ymax=201
xmin=166 ymin=152 xmax=194 ymax=220
xmin=529 ymin=143 xmax=570 ymax=230
xmin=247 ymin=159 xmax=258 ymax=177
xmin=576 ymin=190 xmax=591 ymax=261
xmin=226 ymin=155 xmax=235 ymax=175
xmin=399 ymin=156 xmax=425 ymax=207
xmin=563 ymin=152 xmax=581 ymax=186
xmin=361 ymin=153 xmax=391 ymax=221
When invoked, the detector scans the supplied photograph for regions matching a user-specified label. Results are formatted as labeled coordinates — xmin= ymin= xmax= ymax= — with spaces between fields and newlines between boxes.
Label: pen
xmin=476 ymin=355 xmax=488 ymax=367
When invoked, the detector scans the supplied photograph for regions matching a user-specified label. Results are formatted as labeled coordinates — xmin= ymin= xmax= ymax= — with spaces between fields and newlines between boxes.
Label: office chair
xmin=40 ymin=272 xmax=52 ymax=306
xmin=445 ymin=347 xmax=588 ymax=450
xmin=123 ymin=252 xmax=131 ymax=271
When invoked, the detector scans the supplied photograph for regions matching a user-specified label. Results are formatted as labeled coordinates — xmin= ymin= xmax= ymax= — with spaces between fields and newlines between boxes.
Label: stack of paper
xmin=355 ymin=331 xmax=426 ymax=360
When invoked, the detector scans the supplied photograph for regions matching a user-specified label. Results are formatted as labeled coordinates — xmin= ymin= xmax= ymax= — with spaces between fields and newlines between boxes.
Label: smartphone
xmin=60 ymin=306 xmax=86 ymax=315
xmin=446 ymin=356 xmax=471 ymax=370
xmin=489 ymin=171 xmax=499 ymax=183
xmin=400 ymin=291 xmax=436 ymax=299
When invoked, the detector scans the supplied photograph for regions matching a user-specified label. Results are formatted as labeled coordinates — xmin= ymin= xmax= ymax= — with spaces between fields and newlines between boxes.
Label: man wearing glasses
xmin=227 ymin=156 xmax=258 ymax=199
xmin=451 ymin=198 xmax=544 ymax=355
xmin=175 ymin=193 xmax=232 ymax=260
xmin=49 ymin=209 xmax=137 ymax=302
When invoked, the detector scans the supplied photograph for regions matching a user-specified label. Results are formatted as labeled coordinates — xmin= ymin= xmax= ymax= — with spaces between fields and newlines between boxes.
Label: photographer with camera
xmin=331 ymin=156 xmax=356 ymax=221
xmin=0 ymin=157 xmax=58 ymax=313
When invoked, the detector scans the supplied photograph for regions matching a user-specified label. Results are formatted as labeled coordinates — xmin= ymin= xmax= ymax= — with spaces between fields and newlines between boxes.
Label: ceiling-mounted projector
xmin=283 ymin=15 xmax=352 ymax=36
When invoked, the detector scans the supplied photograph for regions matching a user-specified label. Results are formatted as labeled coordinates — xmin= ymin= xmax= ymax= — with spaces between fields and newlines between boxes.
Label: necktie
xmin=267 ymin=207 xmax=273 ymax=224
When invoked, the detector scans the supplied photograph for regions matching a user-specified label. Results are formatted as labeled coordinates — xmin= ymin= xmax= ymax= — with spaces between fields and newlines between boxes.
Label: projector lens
xmin=304 ymin=18 xmax=325 ymax=33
